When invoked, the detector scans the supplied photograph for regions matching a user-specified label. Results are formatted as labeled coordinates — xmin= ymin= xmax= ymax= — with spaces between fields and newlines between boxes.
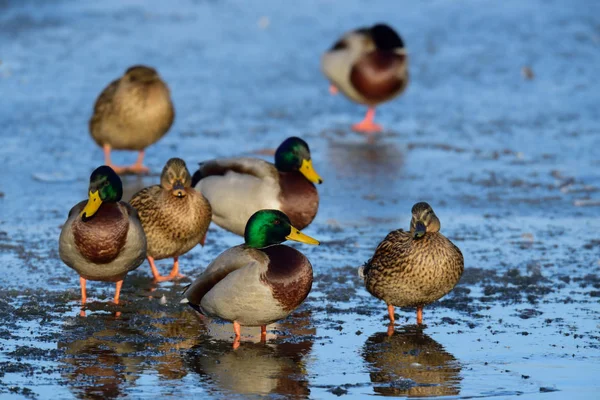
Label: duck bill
xmin=80 ymin=190 xmax=102 ymax=221
xmin=413 ymin=221 xmax=426 ymax=239
xmin=286 ymin=227 xmax=320 ymax=245
xmin=172 ymin=181 xmax=186 ymax=198
xmin=300 ymin=159 xmax=323 ymax=184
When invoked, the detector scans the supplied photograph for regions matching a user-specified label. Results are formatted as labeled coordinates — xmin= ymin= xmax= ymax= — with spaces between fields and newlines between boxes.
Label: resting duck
xmin=182 ymin=209 xmax=319 ymax=348
xmin=89 ymin=65 xmax=175 ymax=174
xmin=359 ymin=202 xmax=463 ymax=326
xmin=321 ymin=23 xmax=408 ymax=133
xmin=192 ymin=137 xmax=323 ymax=236
xmin=129 ymin=158 xmax=212 ymax=282
xmin=59 ymin=166 xmax=147 ymax=305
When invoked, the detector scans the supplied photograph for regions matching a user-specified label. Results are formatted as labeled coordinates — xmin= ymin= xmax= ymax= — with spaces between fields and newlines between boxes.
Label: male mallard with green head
xmin=59 ymin=166 xmax=147 ymax=305
xmin=182 ymin=209 xmax=319 ymax=348
xmin=322 ymin=24 xmax=408 ymax=133
xmin=129 ymin=158 xmax=212 ymax=282
xmin=89 ymin=65 xmax=175 ymax=174
xmin=360 ymin=203 xmax=463 ymax=326
xmin=191 ymin=137 xmax=323 ymax=236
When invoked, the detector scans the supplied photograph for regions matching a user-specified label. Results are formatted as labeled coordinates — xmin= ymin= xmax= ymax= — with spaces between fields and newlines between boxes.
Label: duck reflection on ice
xmin=327 ymin=139 xmax=404 ymax=179
xmin=58 ymin=322 xmax=145 ymax=400
xmin=184 ymin=310 xmax=314 ymax=398
xmin=362 ymin=326 xmax=461 ymax=397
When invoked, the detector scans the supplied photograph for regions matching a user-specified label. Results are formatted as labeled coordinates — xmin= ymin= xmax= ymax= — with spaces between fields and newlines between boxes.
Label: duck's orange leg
xmin=329 ymin=84 xmax=339 ymax=95
xmin=417 ymin=306 xmax=423 ymax=325
xmin=113 ymin=280 xmax=123 ymax=304
xmin=80 ymin=277 xmax=87 ymax=304
xmin=200 ymin=233 xmax=207 ymax=246
xmin=233 ymin=321 xmax=242 ymax=349
xmin=387 ymin=304 xmax=395 ymax=324
xmin=166 ymin=256 xmax=185 ymax=280
xmin=102 ymin=144 xmax=130 ymax=174
xmin=148 ymin=256 xmax=173 ymax=283
xmin=260 ymin=325 xmax=267 ymax=342
xmin=352 ymin=107 xmax=382 ymax=133
xmin=127 ymin=151 xmax=150 ymax=174
xmin=79 ymin=277 xmax=87 ymax=317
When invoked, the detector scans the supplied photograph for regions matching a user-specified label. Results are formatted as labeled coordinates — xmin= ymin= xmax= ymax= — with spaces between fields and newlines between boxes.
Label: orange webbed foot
xmin=329 ymin=84 xmax=339 ymax=95
xmin=352 ymin=120 xmax=383 ymax=133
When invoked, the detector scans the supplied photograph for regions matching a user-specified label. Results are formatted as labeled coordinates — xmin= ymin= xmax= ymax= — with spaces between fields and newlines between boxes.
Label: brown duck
xmin=321 ymin=24 xmax=408 ymax=133
xmin=129 ymin=158 xmax=211 ymax=282
xmin=59 ymin=166 xmax=147 ymax=305
xmin=89 ymin=65 xmax=175 ymax=174
xmin=182 ymin=209 xmax=319 ymax=348
xmin=360 ymin=202 xmax=464 ymax=326
xmin=192 ymin=137 xmax=323 ymax=236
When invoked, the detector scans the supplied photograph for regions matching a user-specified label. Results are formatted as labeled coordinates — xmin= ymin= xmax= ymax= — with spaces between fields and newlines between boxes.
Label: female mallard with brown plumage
xmin=191 ymin=137 xmax=323 ymax=236
xmin=360 ymin=202 xmax=463 ymax=326
xmin=129 ymin=158 xmax=212 ymax=282
xmin=182 ymin=209 xmax=319 ymax=348
xmin=59 ymin=166 xmax=147 ymax=305
xmin=89 ymin=65 xmax=175 ymax=174
xmin=321 ymin=23 xmax=408 ymax=133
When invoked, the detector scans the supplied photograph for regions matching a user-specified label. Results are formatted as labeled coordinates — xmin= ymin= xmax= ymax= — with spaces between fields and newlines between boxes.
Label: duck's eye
xmin=274 ymin=219 xmax=281 ymax=225
xmin=103 ymin=181 xmax=110 ymax=187
xmin=331 ymin=40 xmax=347 ymax=51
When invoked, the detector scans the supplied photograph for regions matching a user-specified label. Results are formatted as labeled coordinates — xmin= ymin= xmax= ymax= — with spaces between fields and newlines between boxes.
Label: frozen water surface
xmin=0 ymin=0 xmax=599 ymax=398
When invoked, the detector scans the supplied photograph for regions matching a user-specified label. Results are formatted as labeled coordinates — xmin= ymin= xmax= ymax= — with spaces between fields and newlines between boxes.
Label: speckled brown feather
xmin=350 ymin=52 xmax=408 ymax=104
xmin=129 ymin=186 xmax=211 ymax=260
xmin=89 ymin=67 xmax=174 ymax=151
xmin=260 ymin=245 xmax=313 ymax=312
xmin=278 ymin=171 xmax=319 ymax=230
xmin=363 ymin=229 xmax=464 ymax=307
xmin=71 ymin=201 xmax=129 ymax=264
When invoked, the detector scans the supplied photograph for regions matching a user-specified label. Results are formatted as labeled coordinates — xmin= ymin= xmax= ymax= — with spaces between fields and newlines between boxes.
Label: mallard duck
xmin=59 ymin=166 xmax=147 ymax=305
xmin=191 ymin=137 xmax=323 ymax=236
xmin=129 ymin=158 xmax=212 ymax=282
xmin=359 ymin=202 xmax=463 ymax=325
xmin=321 ymin=23 xmax=408 ymax=133
xmin=181 ymin=209 xmax=319 ymax=347
xmin=89 ymin=65 xmax=175 ymax=174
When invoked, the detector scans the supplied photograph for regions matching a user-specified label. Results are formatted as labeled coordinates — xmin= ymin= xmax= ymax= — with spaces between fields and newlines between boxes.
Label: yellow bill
xmin=80 ymin=190 xmax=102 ymax=220
xmin=300 ymin=159 xmax=323 ymax=184
xmin=286 ymin=227 xmax=320 ymax=245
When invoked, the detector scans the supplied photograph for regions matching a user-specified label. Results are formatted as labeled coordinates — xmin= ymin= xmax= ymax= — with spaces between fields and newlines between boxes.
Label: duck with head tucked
xmin=182 ymin=209 xmax=319 ymax=348
xmin=360 ymin=202 xmax=463 ymax=327
xmin=191 ymin=137 xmax=323 ymax=236
xmin=59 ymin=166 xmax=147 ymax=305
xmin=89 ymin=65 xmax=175 ymax=174
xmin=322 ymin=23 xmax=408 ymax=134
xmin=129 ymin=158 xmax=212 ymax=282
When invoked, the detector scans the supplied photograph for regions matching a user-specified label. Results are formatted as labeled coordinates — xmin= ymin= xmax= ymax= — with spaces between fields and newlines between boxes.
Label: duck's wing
xmin=192 ymin=158 xmax=281 ymax=235
xmin=191 ymin=157 xmax=278 ymax=186
xmin=89 ymin=78 xmax=120 ymax=129
xmin=182 ymin=245 xmax=263 ymax=308
xmin=362 ymin=229 xmax=411 ymax=277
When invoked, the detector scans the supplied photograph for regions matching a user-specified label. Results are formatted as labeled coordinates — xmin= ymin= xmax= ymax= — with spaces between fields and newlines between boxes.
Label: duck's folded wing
xmin=182 ymin=246 xmax=261 ymax=307
xmin=191 ymin=158 xmax=278 ymax=187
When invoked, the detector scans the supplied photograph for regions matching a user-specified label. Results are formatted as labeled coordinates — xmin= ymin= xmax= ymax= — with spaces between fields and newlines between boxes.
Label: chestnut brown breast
xmin=278 ymin=172 xmax=319 ymax=230
xmin=72 ymin=203 xmax=129 ymax=264
xmin=350 ymin=51 xmax=406 ymax=103
xmin=261 ymin=245 xmax=313 ymax=312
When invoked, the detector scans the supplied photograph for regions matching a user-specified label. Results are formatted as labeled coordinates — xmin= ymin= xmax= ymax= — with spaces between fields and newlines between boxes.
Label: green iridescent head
xmin=274 ymin=137 xmax=323 ymax=184
xmin=244 ymin=209 xmax=320 ymax=249
xmin=80 ymin=166 xmax=123 ymax=221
